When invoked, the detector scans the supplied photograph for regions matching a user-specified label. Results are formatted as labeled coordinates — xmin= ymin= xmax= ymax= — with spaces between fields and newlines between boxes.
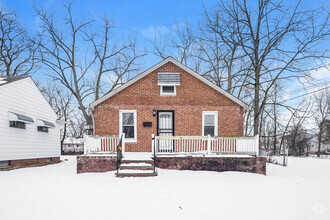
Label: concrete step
xmin=116 ymin=171 xmax=157 ymax=177
xmin=120 ymin=163 xmax=153 ymax=170
xmin=121 ymin=159 xmax=154 ymax=165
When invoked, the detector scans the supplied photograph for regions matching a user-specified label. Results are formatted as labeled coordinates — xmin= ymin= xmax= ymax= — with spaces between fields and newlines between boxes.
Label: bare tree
xmin=313 ymin=87 xmax=330 ymax=157
xmin=35 ymin=3 xmax=95 ymax=125
xmin=85 ymin=16 xmax=146 ymax=100
xmin=204 ymin=0 xmax=330 ymax=136
xmin=0 ymin=7 xmax=38 ymax=76
xmin=200 ymin=5 xmax=249 ymax=95
xmin=151 ymin=22 xmax=202 ymax=72
xmin=41 ymin=82 xmax=75 ymax=154
xmin=279 ymin=98 xmax=313 ymax=155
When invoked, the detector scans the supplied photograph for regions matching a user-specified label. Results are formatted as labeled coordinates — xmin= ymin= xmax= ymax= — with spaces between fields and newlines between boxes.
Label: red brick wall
xmin=76 ymin=156 xmax=117 ymax=173
xmin=9 ymin=157 xmax=60 ymax=168
xmin=94 ymin=61 xmax=244 ymax=152
xmin=156 ymin=156 xmax=266 ymax=175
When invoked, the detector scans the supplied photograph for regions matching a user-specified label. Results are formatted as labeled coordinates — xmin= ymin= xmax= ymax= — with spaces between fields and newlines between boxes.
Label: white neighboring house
xmin=0 ymin=76 xmax=61 ymax=168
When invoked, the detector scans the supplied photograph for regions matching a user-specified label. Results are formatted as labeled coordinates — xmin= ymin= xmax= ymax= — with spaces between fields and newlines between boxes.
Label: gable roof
xmin=0 ymin=76 xmax=59 ymax=119
xmin=0 ymin=76 xmax=28 ymax=87
xmin=90 ymin=57 xmax=247 ymax=109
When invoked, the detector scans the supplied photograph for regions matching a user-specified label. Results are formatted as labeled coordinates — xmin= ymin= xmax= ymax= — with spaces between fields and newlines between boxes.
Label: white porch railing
xmin=152 ymin=134 xmax=259 ymax=156
xmin=83 ymin=134 xmax=125 ymax=155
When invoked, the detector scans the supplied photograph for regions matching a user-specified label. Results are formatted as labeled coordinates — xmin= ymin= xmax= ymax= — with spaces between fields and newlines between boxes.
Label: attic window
xmin=160 ymin=85 xmax=176 ymax=96
xmin=158 ymin=72 xmax=180 ymax=86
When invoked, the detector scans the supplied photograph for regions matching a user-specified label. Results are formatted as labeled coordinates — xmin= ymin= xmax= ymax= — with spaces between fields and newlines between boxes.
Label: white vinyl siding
xmin=119 ymin=110 xmax=137 ymax=143
xmin=202 ymin=111 xmax=218 ymax=136
xmin=0 ymin=78 xmax=60 ymax=161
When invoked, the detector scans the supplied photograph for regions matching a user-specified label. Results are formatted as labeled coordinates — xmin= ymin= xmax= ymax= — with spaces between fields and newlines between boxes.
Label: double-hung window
xmin=202 ymin=111 xmax=218 ymax=136
xmin=119 ymin=110 xmax=137 ymax=142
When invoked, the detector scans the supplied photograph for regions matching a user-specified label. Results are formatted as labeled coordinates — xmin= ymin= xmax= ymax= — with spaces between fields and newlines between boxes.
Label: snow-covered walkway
xmin=0 ymin=156 xmax=329 ymax=220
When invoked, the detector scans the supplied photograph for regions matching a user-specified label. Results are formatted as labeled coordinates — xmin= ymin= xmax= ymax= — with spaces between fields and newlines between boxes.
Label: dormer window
xmin=158 ymin=72 xmax=180 ymax=97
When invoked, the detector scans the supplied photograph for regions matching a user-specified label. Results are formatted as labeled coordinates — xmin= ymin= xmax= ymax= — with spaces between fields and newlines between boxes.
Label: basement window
xmin=46 ymin=158 xmax=52 ymax=163
xmin=9 ymin=121 xmax=26 ymax=129
xmin=160 ymin=85 xmax=176 ymax=96
xmin=0 ymin=160 xmax=9 ymax=167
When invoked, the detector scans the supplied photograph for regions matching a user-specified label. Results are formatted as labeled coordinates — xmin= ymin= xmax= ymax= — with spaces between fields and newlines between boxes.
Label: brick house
xmin=79 ymin=57 xmax=265 ymax=176
xmin=89 ymin=57 xmax=246 ymax=152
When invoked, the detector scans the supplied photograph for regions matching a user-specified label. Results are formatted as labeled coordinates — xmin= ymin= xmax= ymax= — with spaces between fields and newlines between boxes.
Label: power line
xmin=277 ymin=80 xmax=330 ymax=97
xmin=280 ymin=86 xmax=329 ymax=103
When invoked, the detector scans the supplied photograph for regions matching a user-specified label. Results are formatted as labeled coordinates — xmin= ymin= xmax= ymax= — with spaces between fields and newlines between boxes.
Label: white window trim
xmin=160 ymin=85 xmax=176 ymax=96
xmin=119 ymin=110 xmax=137 ymax=143
xmin=202 ymin=111 xmax=218 ymax=136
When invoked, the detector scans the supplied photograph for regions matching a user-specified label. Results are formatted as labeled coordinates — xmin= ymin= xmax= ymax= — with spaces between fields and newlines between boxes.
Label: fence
xmin=152 ymin=134 xmax=259 ymax=156
xmin=84 ymin=134 xmax=124 ymax=155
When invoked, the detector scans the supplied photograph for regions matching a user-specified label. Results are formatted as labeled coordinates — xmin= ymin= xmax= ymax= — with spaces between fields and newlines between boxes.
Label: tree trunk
xmin=60 ymin=123 xmax=67 ymax=155
xmin=253 ymin=72 xmax=260 ymax=136
xmin=317 ymin=127 xmax=323 ymax=157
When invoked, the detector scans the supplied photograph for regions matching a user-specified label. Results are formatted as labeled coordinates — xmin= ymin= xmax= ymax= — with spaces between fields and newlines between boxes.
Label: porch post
xmin=255 ymin=134 xmax=259 ymax=156
xmin=207 ymin=134 xmax=211 ymax=155
xmin=83 ymin=134 xmax=88 ymax=155
xmin=151 ymin=134 xmax=155 ymax=155
xmin=122 ymin=133 xmax=125 ymax=154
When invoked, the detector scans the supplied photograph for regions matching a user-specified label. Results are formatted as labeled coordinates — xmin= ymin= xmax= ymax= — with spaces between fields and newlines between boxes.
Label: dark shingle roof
xmin=0 ymin=76 xmax=28 ymax=87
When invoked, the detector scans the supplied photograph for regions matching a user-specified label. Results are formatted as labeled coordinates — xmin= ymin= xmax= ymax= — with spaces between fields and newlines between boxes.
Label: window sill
xmin=160 ymin=94 xmax=176 ymax=97
xmin=124 ymin=139 xmax=137 ymax=143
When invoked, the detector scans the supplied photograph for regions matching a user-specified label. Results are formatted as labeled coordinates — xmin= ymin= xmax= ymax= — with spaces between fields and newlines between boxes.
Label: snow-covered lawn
xmin=1 ymin=157 xmax=329 ymax=220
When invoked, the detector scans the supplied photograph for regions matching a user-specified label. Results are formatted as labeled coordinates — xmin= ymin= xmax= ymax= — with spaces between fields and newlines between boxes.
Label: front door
xmin=157 ymin=111 xmax=174 ymax=152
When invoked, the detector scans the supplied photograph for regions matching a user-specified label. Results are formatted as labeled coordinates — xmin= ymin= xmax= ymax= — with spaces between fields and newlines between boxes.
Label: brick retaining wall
xmin=77 ymin=156 xmax=117 ymax=174
xmin=156 ymin=156 xmax=266 ymax=175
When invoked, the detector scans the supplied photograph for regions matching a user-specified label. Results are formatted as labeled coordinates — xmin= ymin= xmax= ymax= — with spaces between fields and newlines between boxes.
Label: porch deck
xmin=79 ymin=135 xmax=265 ymax=175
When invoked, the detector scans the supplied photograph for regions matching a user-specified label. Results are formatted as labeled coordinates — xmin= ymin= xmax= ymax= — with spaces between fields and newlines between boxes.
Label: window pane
xmin=204 ymin=126 xmax=214 ymax=136
xmin=123 ymin=126 xmax=134 ymax=138
xmin=18 ymin=122 xmax=26 ymax=129
xmin=122 ymin=113 xmax=134 ymax=126
xmin=9 ymin=121 xmax=26 ymax=129
xmin=162 ymin=86 xmax=174 ymax=93
xmin=204 ymin=115 xmax=214 ymax=126
xmin=38 ymin=126 xmax=49 ymax=133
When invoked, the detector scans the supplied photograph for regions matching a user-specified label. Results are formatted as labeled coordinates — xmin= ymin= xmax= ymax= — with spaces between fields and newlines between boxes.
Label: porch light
xmin=153 ymin=109 xmax=156 ymax=117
